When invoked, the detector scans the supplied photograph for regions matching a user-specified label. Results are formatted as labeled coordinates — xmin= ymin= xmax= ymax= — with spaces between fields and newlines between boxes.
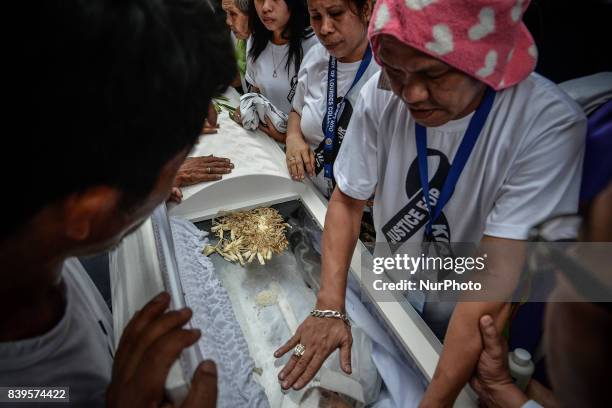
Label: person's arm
xmin=318 ymin=188 xmax=366 ymax=310
xmin=274 ymin=188 xmax=366 ymax=390
xmin=258 ymin=115 xmax=287 ymax=143
xmin=285 ymin=111 xmax=315 ymax=180
xmin=423 ymin=94 xmax=586 ymax=406
xmin=469 ymin=314 xmax=529 ymax=408
xmin=273 ymin=75 xmax=379 ymax=390
xmin=420 ymin=236 xmax=524 ymax=407
xmin=286 ymin=110 xmax=302 ymax=139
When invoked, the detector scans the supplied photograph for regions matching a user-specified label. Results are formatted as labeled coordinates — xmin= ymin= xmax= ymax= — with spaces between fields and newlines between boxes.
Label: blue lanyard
xmin=323 ymin=45 xmax=373 ymax=180
xmin=416 ymin=87 xmax=496 ymax=238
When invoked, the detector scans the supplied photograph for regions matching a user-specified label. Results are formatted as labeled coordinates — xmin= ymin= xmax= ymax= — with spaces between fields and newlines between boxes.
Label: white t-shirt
xmin=245 ymin=32 xmax=319 ymax=115
xmin=335 ymin=72 xmax=586 ymax=245
xmin=0 ymin=258 xmax=114 ymax=407
xmin=292 ymin=43 xmax=380 ymax=196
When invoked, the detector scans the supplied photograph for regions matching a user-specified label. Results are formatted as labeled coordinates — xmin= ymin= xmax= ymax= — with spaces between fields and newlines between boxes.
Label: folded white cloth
xmin=239 ymin=92 xmax=288 ymax=133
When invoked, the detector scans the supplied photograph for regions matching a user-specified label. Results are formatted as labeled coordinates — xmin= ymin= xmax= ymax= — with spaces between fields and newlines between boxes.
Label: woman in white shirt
xmin=284 ymin=0 xmax=378 ymax=198
xmin=243 ymin=0 xmax=318 ymax=142
xmin=275 ymin=0 xmax=586 ymax=403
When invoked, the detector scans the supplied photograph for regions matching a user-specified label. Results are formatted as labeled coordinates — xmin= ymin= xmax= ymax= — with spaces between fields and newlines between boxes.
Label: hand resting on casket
xmin=171 ymin=155 xmax=233 ymax=192
xmin=169 ymin=155 xmax=234 ymax=203
xmin=274 ymin=315 xmax=352 ymax=391
xmin=107 ymin=292 xmax=218 ymax=408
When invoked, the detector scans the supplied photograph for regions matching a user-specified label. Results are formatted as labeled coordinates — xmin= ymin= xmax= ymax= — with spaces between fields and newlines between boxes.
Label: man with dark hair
xmin=0 ymin=0 xmax=235 ymax=406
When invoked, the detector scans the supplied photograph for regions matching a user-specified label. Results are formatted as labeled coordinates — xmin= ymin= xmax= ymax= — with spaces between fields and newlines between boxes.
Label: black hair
xmin=4 ymin=0 xmax=236 ymax=239
xmin=343 ymin=0 xmax=370 ymax=20
xmin=248 ymin=0 xmax=313 ymax=77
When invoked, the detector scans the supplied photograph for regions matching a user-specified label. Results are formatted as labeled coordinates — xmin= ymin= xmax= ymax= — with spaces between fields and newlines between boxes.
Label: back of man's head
xmin=5 ymin=0 xmax=234 ymax=239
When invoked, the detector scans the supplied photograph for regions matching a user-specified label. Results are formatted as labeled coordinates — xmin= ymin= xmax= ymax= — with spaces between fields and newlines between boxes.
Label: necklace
xmin=271 ymin=45 xmax=285 ymax=78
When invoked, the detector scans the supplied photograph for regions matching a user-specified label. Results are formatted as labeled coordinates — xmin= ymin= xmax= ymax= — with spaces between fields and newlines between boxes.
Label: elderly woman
xmin=222 ymin=0 xmax=251 ymax=91
xmin=275 ymin=0 xmax=586 ymax=405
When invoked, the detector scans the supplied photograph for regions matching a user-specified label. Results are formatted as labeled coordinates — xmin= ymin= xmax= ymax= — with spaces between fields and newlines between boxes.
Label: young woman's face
xmin=308 ymin=0 xmax=370 ymax=62
xmin=254 ymin=0 xmax=291 ymax=34
xmin=222 ymin=0 xmax=250 ymax=40
xmin=378 ymin=35 xmax=486 ymax=127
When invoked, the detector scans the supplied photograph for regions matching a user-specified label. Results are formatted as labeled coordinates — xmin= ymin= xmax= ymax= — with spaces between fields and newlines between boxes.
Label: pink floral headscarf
xmin=368 ymin=0 xmax=538 ymax=90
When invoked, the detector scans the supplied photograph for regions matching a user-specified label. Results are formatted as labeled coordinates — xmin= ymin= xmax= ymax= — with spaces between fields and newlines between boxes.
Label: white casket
xmin=109 ymin=89 xmax=476 ymax=407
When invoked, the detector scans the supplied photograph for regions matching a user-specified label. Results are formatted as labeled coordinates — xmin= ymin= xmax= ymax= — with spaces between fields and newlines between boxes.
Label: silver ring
xmin=289 ymin=156 xmax=296 ymax=162
xmin=293 ymin=343 xmax=305 ymax=358
xmin=207 ymin=167 xmax=211 ymax=174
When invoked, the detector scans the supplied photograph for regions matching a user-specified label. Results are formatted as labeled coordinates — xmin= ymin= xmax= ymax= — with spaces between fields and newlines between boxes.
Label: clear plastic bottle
xmin=508 ymin=348 xmax=535 ymax=391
